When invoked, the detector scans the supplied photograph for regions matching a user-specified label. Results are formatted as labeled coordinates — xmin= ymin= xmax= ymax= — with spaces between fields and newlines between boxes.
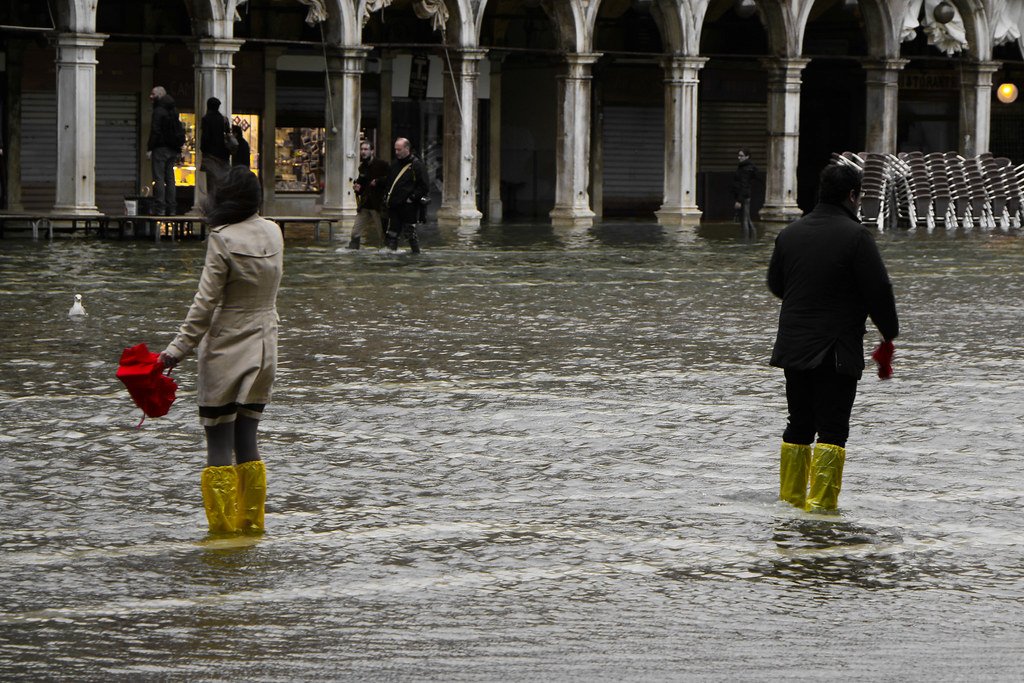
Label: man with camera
xmin=383 ymin=138 xmax=430 ymax=254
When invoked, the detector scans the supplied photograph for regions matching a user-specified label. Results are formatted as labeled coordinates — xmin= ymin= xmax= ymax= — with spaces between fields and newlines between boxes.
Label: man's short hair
xmin=361 ymin=140 xmax=373 ymax=149
xmin=151 ymin=86 xmax=167 ymax=98
xmin=817 ymin=163 xmax=863 ymax=205
xmin=738 ymin=148 xmax=751 ymax=157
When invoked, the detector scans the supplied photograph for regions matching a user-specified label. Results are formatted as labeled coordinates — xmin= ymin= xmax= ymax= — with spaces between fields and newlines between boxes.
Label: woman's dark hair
xmin=817 ymin=163 xmax=863 ymax=205
xmin=204 ymin=166 xmax=261 ymax=226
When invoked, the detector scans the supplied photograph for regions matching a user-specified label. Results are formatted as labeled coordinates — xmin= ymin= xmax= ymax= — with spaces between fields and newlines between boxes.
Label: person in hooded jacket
xmin=767 ymin=162 xmax=899 ymax=513
xmin=158 ymin=167 xmax=283 ymax=535
xmin=146 ymin=86 xmax=182 ymax=215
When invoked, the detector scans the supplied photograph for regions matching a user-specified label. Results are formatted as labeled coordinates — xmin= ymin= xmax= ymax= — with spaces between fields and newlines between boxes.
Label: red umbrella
xmin=116 ymin=343 xmax=177 ymax=427
xmin=872 ymin=340 xmax=895 ymax=380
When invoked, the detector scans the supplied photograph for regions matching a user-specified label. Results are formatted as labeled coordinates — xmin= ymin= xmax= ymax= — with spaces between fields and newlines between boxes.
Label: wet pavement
xmin=1 ymin=221 xmax=1022 ymax=680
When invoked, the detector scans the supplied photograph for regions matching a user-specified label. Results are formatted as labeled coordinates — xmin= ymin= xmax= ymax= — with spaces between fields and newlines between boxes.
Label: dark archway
xmin=798 ymin=0 xmax=869 ymax=211
xmin=592 ymin=0 xmax=665 ymax=219
xmin=479 ymin=0 xmax=560 ymax=220
xmin=698 ymin=0 xmax=770 ymax=221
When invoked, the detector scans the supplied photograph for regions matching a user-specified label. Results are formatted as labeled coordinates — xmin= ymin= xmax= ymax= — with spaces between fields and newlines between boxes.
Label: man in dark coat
xmin=200 ymin=97 xmax=231 ymax=207
xmin=732 ymin=148 xmax=759 ymax=236
xmin=767 ymin=162 xmax=899 ymax=513
xmin=383 ymin=137 xmax=430 ymax=254
xmin=348 ymin=139 xmax=390 ymax=249
xmin=230 ymin=124 xmax=250 ymax=169
xmin=146 ymin=86 xmax=182 ymax=215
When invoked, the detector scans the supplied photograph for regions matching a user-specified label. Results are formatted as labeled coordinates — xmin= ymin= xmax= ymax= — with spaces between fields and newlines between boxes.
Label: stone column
xmin=322 ymin=47 xmax=367 ymax=227
xmin=260 ymin=47 xmax=284 ymax=215
xmin=960 ymin=60 xmax=1000 ymax=157
xmin=550 ymin=53 xmax=601 ymax=228
xmin=192 ymin=38 xmax=243 ymax=211
xmin=379 ymin=53 xmax=393 ymax=162
xmin=53 ymin=32 xmax=107 ymax=215
xmin=760 ymin=57 xmax=809 ymax=223
xmin=863 ymin=58 xmax=907 ymax=154
xmin=656 ymin=55 xmax=706 ymax=226
xmin=437 ymin=48 xmax=486 ymax=230
xmin=5 ymin=42 xmax=25 ymax=211
xmin=487 ymin=53 xmax=504 ymax=223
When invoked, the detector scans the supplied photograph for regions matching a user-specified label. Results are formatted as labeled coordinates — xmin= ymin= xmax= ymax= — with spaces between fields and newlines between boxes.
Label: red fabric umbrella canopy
xmin=117 ymin=343 xmax=177 ymax=422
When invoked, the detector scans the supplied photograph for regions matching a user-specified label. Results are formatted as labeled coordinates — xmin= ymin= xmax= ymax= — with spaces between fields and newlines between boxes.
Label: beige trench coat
xmin=163 ymin=214 xmax=284 ymax=407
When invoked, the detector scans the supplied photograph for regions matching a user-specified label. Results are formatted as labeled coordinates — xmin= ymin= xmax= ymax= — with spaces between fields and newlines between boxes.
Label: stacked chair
xmin=832 ymin=150 xmax=1024 ymax=232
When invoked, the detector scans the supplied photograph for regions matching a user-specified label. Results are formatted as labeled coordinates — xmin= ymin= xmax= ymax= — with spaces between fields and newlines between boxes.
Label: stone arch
xmin=476 ymin=0 xmax=585 ymax=53
xmin=692 ymin=0 xmax=794 ymax=58
xmin=52 ymin=0 xmax=99 ymax=32
xmin=795 ymin=0 xmax=900 ymax=58
xmin=358 ymin=0 xmax=476 ymax=47
xmin=949 ymin=0 xmax=992 ymax=59
xmin=323 ymin=0 xmax=361 ymax=45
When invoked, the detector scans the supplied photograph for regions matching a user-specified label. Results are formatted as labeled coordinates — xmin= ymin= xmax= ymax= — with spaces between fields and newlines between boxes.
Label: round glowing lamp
xmin=997 ymin=83 xmax=1019 ymax=104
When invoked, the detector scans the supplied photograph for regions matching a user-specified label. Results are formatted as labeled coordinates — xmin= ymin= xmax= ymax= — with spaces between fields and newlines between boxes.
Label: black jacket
xmin=385 ymin=155 xmax=430 ymax=221
xmin=147 ymin=95 xmax=179 ymax=152
xmin=733 ymin=159 xmax=759 ymax=201
xmin=200 ymin=111 xmax=230 ymax=162
xmin=356 ymin=157 xmax=391 ymax=211
xmin=768 ymin=202 xmax=899 ymax=378
xmin=232 ymin=136 xmax=251 ymax=168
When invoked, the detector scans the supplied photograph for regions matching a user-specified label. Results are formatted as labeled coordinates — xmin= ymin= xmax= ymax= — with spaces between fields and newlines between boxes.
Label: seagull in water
xmin=68 ymin=293 xmax=87 ymax=318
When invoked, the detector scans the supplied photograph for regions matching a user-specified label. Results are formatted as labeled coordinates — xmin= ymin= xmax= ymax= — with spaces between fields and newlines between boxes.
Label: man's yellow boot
xmin=235 ymin=460 xmax=266 ymax=532
xmin=201 ymin=465 xmax=240 ymax=534
xmin=805 ymin=443 xmax=846 ymax=513
xmin=779 ymin=442 xmax=812 ymax=508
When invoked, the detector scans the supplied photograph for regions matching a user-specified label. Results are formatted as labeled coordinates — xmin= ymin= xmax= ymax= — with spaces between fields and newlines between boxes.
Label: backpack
xmin=170 ymin=113 xmax=186 ymax=150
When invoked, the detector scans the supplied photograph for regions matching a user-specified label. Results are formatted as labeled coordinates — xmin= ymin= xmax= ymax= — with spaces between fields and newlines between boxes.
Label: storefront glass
xmin=275 ymin=127 xmax=325 ymax=193
xmin=173 ymin=112 xmax=261 ymax=187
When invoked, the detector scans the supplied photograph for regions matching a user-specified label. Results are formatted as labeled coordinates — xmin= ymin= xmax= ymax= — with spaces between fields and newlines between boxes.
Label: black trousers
xmin=783 ymin=364 xmax=859 ymax=447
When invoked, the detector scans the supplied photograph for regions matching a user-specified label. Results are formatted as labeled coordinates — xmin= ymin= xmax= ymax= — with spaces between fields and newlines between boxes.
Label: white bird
xmin=68 ymin=293 xmax=87 ymax=318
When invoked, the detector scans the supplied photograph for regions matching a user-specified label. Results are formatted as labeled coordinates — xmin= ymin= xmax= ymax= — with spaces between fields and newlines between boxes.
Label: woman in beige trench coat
xmin=159 ymin=166 xmax=284 ymax=535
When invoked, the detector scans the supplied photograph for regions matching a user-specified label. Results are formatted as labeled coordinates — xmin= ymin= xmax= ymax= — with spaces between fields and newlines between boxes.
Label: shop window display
xmin=172 ymin=113 xmax=260 ymax=188
xmin=275 ymin=127 xmax=325 ymax=193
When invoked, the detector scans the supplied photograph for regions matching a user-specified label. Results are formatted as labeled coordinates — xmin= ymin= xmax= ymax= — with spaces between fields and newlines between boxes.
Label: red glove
xmin=872 ymin=340 xmax=895 ymax=380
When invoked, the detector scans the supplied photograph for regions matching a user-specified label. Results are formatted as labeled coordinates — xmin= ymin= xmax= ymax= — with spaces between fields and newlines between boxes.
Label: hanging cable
xmin=319 ymin=22 xmax=338 ymax=133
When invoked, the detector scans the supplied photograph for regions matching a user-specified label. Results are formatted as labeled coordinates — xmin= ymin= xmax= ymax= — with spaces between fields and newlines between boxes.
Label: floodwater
xmin=1 ymin=222 xmax=1022 ymax=680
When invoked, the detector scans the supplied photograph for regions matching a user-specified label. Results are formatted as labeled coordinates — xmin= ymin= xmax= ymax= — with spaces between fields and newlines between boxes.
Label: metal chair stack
xmin=835 ymin=150 xmax=1024 ymax=232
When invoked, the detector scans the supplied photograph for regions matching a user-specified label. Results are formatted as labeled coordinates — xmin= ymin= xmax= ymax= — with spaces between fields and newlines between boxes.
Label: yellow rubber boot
xmin=201 ymin=465 xmax=240 ymax=534
xmin=805 ymin=443 xmax=846 ymax=513
xmin=235 ymin=460 xmax=266 ymax=532
xmin=779 ymin=442 xmax=812 ymax=508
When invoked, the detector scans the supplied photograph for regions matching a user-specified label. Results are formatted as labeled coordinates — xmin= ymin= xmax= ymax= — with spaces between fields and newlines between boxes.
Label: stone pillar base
xmin=656 ymin=205 xmax=703 ymax=226
xmin=550 ymin=206 xmax=595 ymax=228
xmin=52 ymin=204 xmax=101 ymax=216
xmin=759 ymin=204 xmax=803 ymax=223
xmin=436 ymin=206 xmax=483 ymax=230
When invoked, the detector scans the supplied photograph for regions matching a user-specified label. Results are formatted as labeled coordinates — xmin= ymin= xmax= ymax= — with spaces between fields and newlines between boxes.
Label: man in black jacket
xmin=732 ymin=148 xmax=759 ymax=236
xmin=349 ymin=140 xmax=390 ymax=249
xmin=146 ymin=86 xmax=182 ymax=215
xmin=384 ymin=137 xmax=430 ymax=254
xmin=767 ymin=163 xmax=899 ymax=512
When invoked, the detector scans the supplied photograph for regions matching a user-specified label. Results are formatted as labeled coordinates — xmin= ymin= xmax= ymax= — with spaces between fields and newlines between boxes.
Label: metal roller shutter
xmin=20 ymin=92 xmax=56 ymax=212
xmin=96 ymin=94 xmax=139 ymax=215
xmin=20 ymin=92 xmax=138 ymax=214
xmin=602 ymin=105 xmax=664 ymax=214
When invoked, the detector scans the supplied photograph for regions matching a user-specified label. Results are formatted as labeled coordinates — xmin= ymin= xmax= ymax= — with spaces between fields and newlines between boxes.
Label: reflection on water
xmin=1 ymin=223 xmax=1023 ymax=679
